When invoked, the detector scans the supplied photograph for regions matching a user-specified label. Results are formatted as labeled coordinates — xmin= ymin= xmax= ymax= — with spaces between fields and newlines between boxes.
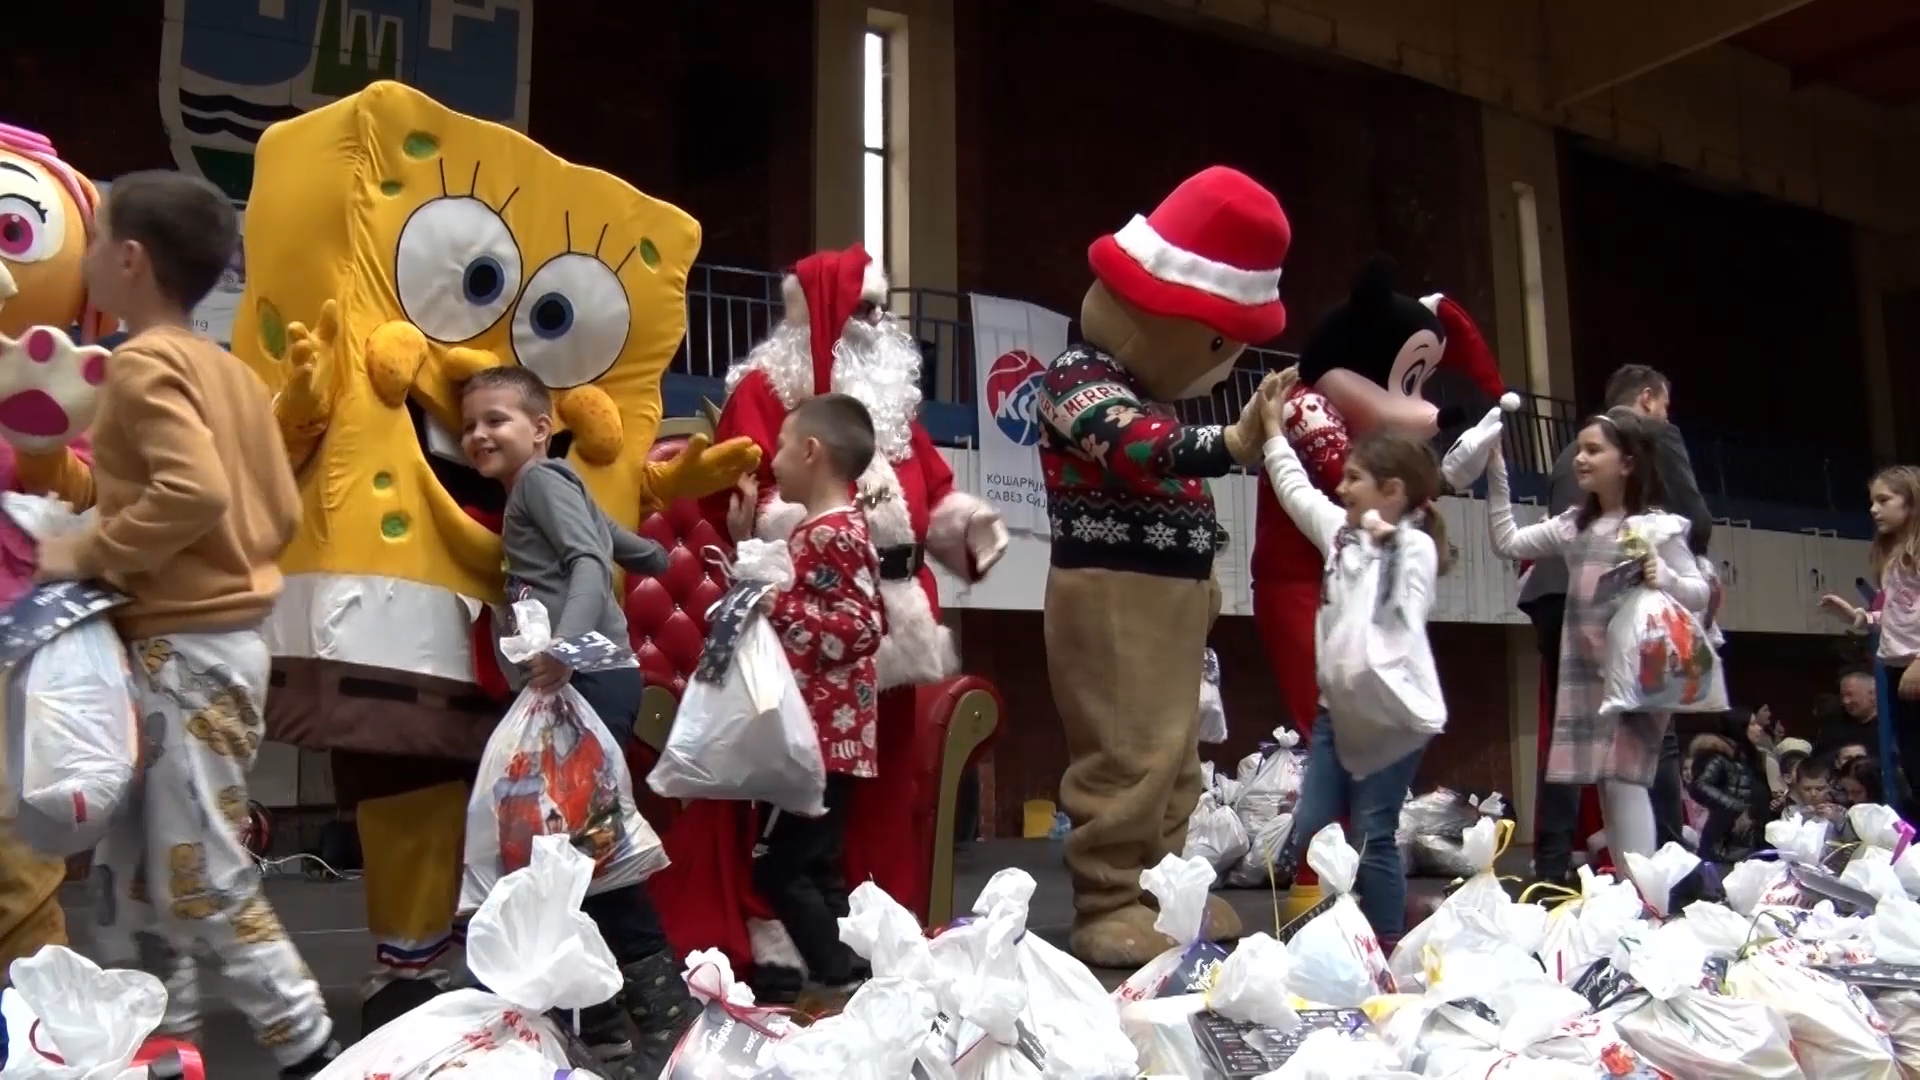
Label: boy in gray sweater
xmin=459 ymin=366 xmax=693 ymax=1071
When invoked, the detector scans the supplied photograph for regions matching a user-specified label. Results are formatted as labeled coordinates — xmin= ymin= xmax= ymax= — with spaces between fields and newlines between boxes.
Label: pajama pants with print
xmin=88 ymin=629 xmax=332 ymax=1067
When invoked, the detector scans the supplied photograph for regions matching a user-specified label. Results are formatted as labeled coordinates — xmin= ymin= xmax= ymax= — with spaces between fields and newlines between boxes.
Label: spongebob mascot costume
xmin=15 ymin=82 xmax=758 ymax=1029
xmin=0 ymin=122 xmax=116 ymax=984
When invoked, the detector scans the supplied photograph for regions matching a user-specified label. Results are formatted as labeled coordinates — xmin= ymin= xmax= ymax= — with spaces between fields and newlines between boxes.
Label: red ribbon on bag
xmin=132 ymin=1037 xmax=206 ymax=1079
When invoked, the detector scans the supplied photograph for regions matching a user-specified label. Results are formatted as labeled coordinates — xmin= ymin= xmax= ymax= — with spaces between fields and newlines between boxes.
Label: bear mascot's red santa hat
xmin=649 ymin=243 xmax=1005 ymax=1001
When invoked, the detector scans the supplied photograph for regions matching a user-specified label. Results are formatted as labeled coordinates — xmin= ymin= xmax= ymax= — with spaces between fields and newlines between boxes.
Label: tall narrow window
xmin=862 ymin=28 xmax=889 ymax=271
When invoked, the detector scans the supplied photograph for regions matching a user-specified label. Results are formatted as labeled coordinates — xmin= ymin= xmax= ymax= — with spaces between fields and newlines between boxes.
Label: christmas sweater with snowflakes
xmin=1037 ymin=344 xmax=1236 ymax=580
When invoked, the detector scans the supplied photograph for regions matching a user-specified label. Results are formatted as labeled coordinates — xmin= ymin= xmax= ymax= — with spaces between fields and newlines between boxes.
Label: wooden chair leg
xmin=927 ymin=689 xmax=999 ymax=928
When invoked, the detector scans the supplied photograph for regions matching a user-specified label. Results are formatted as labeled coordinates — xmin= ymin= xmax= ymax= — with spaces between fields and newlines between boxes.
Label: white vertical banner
xmin=969 ymin=293 xmax=1068 ymax=535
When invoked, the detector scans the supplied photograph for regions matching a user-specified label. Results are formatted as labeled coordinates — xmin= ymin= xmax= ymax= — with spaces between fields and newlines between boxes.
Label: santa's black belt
xmin=878 ymin=543 xmax=925 ymax=582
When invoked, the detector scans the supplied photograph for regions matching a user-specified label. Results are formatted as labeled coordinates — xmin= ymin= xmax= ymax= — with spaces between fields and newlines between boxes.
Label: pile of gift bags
xmin=1183 ymin=728 xmax=1307 ymax=889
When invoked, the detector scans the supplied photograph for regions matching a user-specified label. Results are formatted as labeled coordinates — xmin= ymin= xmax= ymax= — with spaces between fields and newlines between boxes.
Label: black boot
xmin=615 ymin=952 xmax=700 ymax=1078
xmin=745 ymin=962 xmax=805 ymax=1006
xmin=570 ymin=1000 xmax=636 ymax=1062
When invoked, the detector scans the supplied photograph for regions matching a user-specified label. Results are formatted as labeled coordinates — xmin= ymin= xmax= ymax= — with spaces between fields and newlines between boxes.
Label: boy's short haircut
xmin=791 ymin=393 xmax=876 ymax=482
xmin=103 ymin=171 xmax=239 ymax=312
xmin=459 ymin=365 xmax=553 ymax=417
xmin=1797 ymin=754 xmax=1833 ymax=782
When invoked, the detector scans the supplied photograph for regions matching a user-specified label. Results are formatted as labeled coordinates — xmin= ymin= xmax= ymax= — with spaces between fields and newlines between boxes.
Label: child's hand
xmin=529 ymin=653 xmax=572 ymax=692
xmin=1820 ymin=592 xmax=1865 ymax=625
xmin=1640 ymin=551 xmax=1661 ymax=587
xmin=1259 ymin=379 xmax=1287 ymax=441
xmin=1902 ymin=662 xmax=1920 ymax=701
xmin=726 ymin=475 xmax=759 ymax=543
xmin=31 ymin=532 xmax=83 ymax=583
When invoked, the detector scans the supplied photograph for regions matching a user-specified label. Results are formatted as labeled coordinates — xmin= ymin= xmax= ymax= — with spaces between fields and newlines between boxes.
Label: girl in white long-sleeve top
xmin=1486 ymin=406 xmax=1710 ymax=867
xmin=1258 ymin=368 xmax=1449 ymax=945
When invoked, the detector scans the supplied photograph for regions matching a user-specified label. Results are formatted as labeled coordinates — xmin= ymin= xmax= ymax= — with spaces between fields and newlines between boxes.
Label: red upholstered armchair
xmin=623 ymin=417 xmax=1002 ymax=926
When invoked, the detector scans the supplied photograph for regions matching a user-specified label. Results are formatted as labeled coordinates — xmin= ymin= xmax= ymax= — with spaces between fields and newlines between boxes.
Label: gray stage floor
xmin=50 ymin=838 xmax=1523 ymax=1075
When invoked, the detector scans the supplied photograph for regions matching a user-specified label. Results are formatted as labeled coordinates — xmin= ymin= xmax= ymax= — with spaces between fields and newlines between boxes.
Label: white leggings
xmin=1599 ymin=780 xmax=1657 ymax=863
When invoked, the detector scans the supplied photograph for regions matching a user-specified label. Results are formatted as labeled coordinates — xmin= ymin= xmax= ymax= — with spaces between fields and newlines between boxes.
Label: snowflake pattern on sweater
xmin=770 ymin=507 xmax=886 ymax=777
xmin=1037 ymin=345 xmax=1237 ymax=580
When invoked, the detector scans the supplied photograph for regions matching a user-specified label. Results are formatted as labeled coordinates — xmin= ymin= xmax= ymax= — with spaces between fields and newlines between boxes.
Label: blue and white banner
xmin=969 ymin=294 xmax=1067 ymax=536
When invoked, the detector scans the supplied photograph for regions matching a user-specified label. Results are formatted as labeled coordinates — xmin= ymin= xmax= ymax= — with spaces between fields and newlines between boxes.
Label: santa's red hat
xmin=1088 ymin=167 xmax=1291 ymax=344
xmin=1422 ymin=294 xmax=1505 ymax=399
xmin=785 ymin=243 xmax=889 ymax=395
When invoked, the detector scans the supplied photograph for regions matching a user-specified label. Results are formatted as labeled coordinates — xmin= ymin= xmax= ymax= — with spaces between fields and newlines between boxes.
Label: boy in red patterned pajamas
xmin=730 ymin=392 xmax=887 ymax=995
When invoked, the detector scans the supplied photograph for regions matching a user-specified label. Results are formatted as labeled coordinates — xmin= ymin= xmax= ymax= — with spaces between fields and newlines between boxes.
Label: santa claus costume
xmin=651 ymin=243 xmax=1004 ymax=990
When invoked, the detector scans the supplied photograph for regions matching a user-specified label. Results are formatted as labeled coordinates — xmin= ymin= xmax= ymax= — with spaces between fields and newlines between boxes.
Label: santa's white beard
xmin=728 ymin=315 xmax=923 ymax=463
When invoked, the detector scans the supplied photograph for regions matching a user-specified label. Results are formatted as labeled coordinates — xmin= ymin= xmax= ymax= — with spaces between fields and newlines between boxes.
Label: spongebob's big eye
xmin=511 ymin=254 xmax=630 ymax=388
xmin=394 ymin=197 xmax=522 ymax=343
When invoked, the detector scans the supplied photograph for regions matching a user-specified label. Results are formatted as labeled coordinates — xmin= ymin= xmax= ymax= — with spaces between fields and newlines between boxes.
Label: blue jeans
xmin=1285 ymin=711 xmax=1424 ymax=937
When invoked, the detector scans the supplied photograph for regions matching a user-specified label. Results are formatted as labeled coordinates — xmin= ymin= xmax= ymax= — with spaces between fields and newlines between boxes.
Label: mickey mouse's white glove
xmin=1441 ymin=392 xmax=1521 ymax=491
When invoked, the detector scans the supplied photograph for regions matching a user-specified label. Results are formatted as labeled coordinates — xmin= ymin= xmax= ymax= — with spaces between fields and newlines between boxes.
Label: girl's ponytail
xmin=1416 ymin=502 xmax=1452 ymax=576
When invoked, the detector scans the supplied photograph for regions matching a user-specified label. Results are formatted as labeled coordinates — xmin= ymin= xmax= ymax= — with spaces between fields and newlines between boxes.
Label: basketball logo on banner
xmin=985 ymin=349 xmax=1046 ymax=447
xmin=969 ymin=295 xmax=1069 ymax=535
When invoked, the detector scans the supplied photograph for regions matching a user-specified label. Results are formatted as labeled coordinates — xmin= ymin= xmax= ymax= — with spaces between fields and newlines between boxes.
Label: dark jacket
xmin=1517 ymin=417 xmax=1713 ymax=604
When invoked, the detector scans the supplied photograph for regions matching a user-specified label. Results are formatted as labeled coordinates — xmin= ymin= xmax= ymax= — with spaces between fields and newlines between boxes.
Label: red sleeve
xmin=702 ymin=370 xmax=788 ymax=537
xmin=912 ymin=422 xmax=955 ymax=509
xmin=1281 ymin=384 xmax=1351 ymax=494
xmin=772 ymin=519 xmax=885 ymax=673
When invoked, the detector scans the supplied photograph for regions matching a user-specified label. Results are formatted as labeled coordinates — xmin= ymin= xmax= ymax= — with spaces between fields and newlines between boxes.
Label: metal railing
xmin=667 ymin=263 xmax=1861 ymax=510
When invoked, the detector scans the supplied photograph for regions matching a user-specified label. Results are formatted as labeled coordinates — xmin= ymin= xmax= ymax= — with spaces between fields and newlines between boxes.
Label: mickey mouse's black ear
xmin=1350 ymin=255 xmax=1398 ymax=306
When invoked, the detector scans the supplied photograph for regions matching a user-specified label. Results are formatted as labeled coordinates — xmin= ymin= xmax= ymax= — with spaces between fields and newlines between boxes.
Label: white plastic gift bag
xmin=670 ymin=949 xmax=798 ymax=1076
xmin=1686 ymin=899 xmax=1896 ymax=1080
xmin=960 ymin=870 xmax=1131 ymax=1058
xmin=1227 ymin=731 xmax=1305 ymax=888
xmin=1256 ymin=1026 xmax=1418 ymax=1080
xmin=1622 ymin=841 xmax=1701 ymax=919
xmin=1604 ymin=920 xmax=1804 ymax=1080
xmin=1121 ymin=932 xmax=1300 ymax=1080
xmin=1 ymin=494 xmax=138 ymax=856
xmin=765 ymin=977 xmax=942 ymax=1080
xmin=1866 ymin=894 xmax=1920 ymax=1072
xmin=1319 ymin=517 xmax=1446 ymax=778
xmin=1182 ymin=781 xmax=1250 ymax=875
xmin=1536 ymin=865 xmax=1646 ymax=987
xmin=649 ymin=541 xmax=827 ymax=816
xmin=1116 ymin=854 xmax=1229 ymax=1003
xmin=1198 ymin=647 xmax=1227 ymax=744
xmin=1389 ymin=818 xmax=1543 ymax=992
xmin=1895 ymin=845 xmax=1920 ymax=899
xmin=1846 ymin=803 xmax=1913 ymax=865
xmin=1285 ymin=824 xmax=1395 ymax=1007
xmin=1596 ymin=518 xmax=1727 ymax=716
xmin=459 ymin=602 xmax=665 ymax=913
xmin=320 ymin=837 xmax=621 ymax=1079
xmin=1 ymin=946 xmax=168 ymax=1080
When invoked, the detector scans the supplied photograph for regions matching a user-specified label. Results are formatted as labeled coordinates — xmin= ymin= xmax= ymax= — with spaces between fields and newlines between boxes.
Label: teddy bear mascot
xmin=0 ymin=122 xmax=115 ymax=983
xmin=655 ymin=241 xmax=1008 ymax=998
xmin=1036 ymin=166 xmax=1290 ymax=967
xmin=1253 ymin=258 xmax=1514 ymax=924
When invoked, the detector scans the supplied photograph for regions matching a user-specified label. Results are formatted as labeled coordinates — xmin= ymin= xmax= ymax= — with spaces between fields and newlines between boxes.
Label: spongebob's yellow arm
xmin=638 ymin=434 xmax=763 ymax=517
xmin=276 ymin=303 xmax=340 ymax=473
xmin=14 ymin=448 xmax=94 ymax=510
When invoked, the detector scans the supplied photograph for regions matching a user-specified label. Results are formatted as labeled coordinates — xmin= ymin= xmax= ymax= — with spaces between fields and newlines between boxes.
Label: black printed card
xmin=1812 ymin=961 xmax=1920 ymax=992
xmin=667 ymin=1002 xmax=789 ymax=1078
xmin=693 ymin=580 xmax=777 ymax=685
xmin=545 ymin=630 xmax=634 ymax=674
xmin=0 ymin=580 xmax=128 ymax=669
xmin=1191 ymin=1008 xmax=1371 ymax=1078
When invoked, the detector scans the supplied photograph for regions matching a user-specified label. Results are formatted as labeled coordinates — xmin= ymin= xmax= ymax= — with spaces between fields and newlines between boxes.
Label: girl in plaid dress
xmin=1487 ymin=409 xmax=1710 ymax=866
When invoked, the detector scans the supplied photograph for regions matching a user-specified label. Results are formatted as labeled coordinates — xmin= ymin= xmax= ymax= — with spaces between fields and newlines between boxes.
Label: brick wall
xmin=5 ymin=1 xmax=812 ymax=273
xmin=954 ymin=0 xmax=1497 ymax=349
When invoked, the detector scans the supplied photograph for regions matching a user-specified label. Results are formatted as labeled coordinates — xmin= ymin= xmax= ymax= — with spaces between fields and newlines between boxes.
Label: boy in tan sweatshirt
xmin=31 ymin=171 xmax=337 ymax=1077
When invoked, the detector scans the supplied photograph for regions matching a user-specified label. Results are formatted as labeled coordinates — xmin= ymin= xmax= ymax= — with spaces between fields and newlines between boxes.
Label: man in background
xmin=1519 ymin=364 xmax=1714 ymax=884
xmin=1815 ymin=668 xmax=1879 ymax=758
